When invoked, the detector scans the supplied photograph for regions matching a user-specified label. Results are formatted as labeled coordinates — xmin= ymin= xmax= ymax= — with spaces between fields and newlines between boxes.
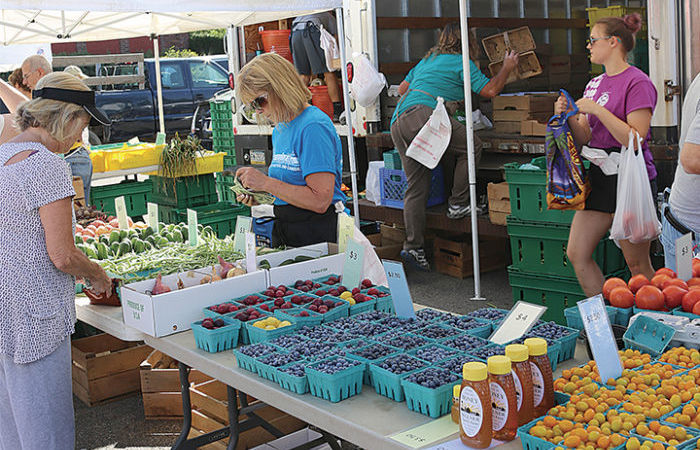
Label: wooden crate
xmin=492 ymin=121 xmax=522 ymax=134
xmin=140 ymin=350 xmax=212 ymax=420
xmin=188 ymin=380 xmax=306 ymax=449
xmin=71 ymin=334 xmax=152 ymax=406
xmin=521 ymin=120 xmax=549 ymax=137
xmin=434 ymin=235 xmax=508 ymax=279
xmin=487 ymin=182 xmax=511 ymax=226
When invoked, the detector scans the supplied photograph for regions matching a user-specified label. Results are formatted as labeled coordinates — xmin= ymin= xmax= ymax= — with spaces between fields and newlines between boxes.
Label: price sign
xmin=342 ymin=238 xmax=365 ymax=289
xmin=146 ymin=202 xmax=159 ymax=231
xmin=245 ymin=231 xmax=257 ymax=272
xmin=676 ymin=232 xmax=694 ymax=281
xmin=233 ymin=216 xmax=253 ymax=254
xmin=383 ymin=260 xmax=416 ymax=319
xmin=489 ymin=301 xmax=546 ymax=345
xmin=337 ymin=213 xmax=355 ymax=253
xmin=187 ymin=209 xmax=198 ymax=247
xmin=578 ymin=294 xmax=623 ymax=383
xmin=155 ymin=132 xmax=166 ymax=146
xmin=114 ymin=196 xmax=129 ymax=230
xmin=127 ymin=136 xmax=140 ymax=145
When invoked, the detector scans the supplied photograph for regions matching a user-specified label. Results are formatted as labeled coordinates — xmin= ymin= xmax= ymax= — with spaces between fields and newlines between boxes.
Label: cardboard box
xmin=520 ymin=119 xmax=549 ymax=137
xmin=72 ymin=176 xmax=85 ymax=201
xmin=487 ymin=182 xmax=511 ymax=226
xmin=433 ymin=235 xmax=508 ymax=279
xmin=251 ymin=428 xmax=335 ymax=450
xmin=121 ymin=270 xmax=268 ymax=337
xmin=266 ymin=243 xmax=343 ymax=286
xmin=492 ymin=94 xmax=557 ymax=112
xmin=482 ymin=27 xmax=536 ymax=62
xmin=72 ymin=334 xmax=152 ymax=406
xmin=366 ymin=224 xmax=405 ymax=260
xmin=492 ymin=121 xmax=522 ymax=134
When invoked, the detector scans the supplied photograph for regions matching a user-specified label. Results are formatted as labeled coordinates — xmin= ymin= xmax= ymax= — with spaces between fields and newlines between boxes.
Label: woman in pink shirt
xmin=554 ymin=14 xmax=658 ymax=296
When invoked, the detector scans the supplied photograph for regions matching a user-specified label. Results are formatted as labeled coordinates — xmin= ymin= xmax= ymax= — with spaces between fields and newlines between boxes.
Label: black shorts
xmin=585 ymin=148 xmax=658 ymax=213
xmin=290 ymin=24 xmax=328 ymax=76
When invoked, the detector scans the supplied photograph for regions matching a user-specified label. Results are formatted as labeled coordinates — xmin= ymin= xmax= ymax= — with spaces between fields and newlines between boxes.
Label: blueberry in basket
xmin=378 ymin=333 xmax=429 ymax=350
xmin=269 ymin=334 xmax=308 ymax=350
xmin=313 ymin=357 xmax=361 ymax=375
xmin=258 ymin=352 xmax=303 ymax=368
xmin=325 ymin=317 xmax=363 ymax=334
xmin=530 ymin=322 xmax=577 ymax=340
xmin=441 ymin=334 xmax=488 ymax=352
xmin=444 ymin=316 xmax=490 ymax=332
xmin=238 ymin=343 xmax=277 ymax=358
xmin=280 ymin=363 xmax=306 ymax=377
xmin=377 ymin=354 xmax=427 ymax=374
xmin=296 ymin=325 xmax=337 ymax=340
xmin=349 ymin=343 xmax=396 ymax=361
xmin=353 ymin=311 xmax=391 ymax=322
xmin=417 ymin=325 xmax=462 ymax=340
xmin=412 ymin=345 xmax=459 ymax=363
xmin=380 ymin=317 xmax=432 ymax=332
xmin=466 ymin=308 xmax=507 ymax=321
xmin=437 ymin=355 xmax=486 ymax=374
xmin=288 ymin=341 xmax=345 ymax=361
xmin=468 ymin=345 xmax=505 ymax=360
xmin=352 ymin=322 xmax=390 ymax=338
xmin=415 ymin=308 xmax=454 ymax=322
xmin=404 ymin=367 xmax=460 ymax=388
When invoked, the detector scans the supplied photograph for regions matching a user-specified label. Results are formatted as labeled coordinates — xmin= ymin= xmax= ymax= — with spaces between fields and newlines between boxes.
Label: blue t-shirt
xmin=268 ymin=106 xmax=345 ymax=207
xmin=391 ymin=54 xmax=490 ymax=125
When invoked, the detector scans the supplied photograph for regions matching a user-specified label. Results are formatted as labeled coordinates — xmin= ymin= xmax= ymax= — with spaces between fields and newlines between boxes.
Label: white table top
xmin=74 ymin=299 xmax=586 ymax=449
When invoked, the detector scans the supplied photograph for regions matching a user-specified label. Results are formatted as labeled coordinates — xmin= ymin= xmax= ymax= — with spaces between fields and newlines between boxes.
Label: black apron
xmin=272 ymin=203 xmax=338 ymax=247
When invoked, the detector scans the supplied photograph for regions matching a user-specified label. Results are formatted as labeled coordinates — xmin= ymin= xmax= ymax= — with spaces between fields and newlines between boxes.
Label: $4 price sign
xmin=489 ymin=301 xmax=546 ymax=345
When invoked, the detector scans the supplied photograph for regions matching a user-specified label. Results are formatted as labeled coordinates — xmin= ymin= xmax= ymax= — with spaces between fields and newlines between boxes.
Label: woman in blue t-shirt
xmin=235 ymin=53 xmax=345 ymax=247
xmin=390 ymin=23 xmax=519 ymax=271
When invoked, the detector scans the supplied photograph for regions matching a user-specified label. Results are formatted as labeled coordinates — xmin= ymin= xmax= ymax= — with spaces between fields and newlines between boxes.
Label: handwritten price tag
xmin=390 ymin=416 xmax=458 ymax=448
xmin=337 ymin=213 xmax=355 ymax=253
xmin=233 ymin=216 xmax=253 ymax=254
xmin=383 ymin=260 xmax=416 ymax=319
xmin=187 ymin=209 xmax=198 ymax=247
xmin=676 ymin=232 xmax=694 ymax=281
xmin=578 ymin=294 xmax=623 ymax=382
xmin=245 ymin=231 xmax=257 ymax=272
xmin=342 ymin=238 xmax=364 ymax=289
xmin=489 ymin=301 xmax=546 ymax=345
xmin=155 ymin=132 xmax=166 ymax=146
xmin=146 ymin=202 xmax=159 ymax=231
xmin=115 ymin=196 xmax=129 ymax=230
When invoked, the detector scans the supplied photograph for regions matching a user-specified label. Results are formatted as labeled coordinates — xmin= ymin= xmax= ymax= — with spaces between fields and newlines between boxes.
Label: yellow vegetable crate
xmin=144 ymin=152 xmax=224 ymax=177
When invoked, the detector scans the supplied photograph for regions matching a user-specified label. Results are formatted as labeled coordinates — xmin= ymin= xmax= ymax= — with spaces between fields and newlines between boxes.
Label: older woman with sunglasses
xmin=235 ymin=53 xmax=345 ymax=247
xmin=554 ymin=13 xmax=657 ymax=297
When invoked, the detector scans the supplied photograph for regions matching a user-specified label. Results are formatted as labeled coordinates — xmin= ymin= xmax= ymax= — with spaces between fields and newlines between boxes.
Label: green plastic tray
xmin=150 ymin=174 xmax=218 ymax=209
xmin=90 ymin=179 xmax=152 ymax=217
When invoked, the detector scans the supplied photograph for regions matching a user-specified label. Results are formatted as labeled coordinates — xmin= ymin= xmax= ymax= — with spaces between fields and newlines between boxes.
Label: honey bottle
xmin=459 ymin=362 xmax=492 ymax=449
xmin=487 ymin=355 xmax=518 ymax=442
xmin=451 ymin=384 xmax=460 ymax=424
xmin=505 ymin=344 xmax=535 ymax=426
xmin=524 ymin=337 xmax=555 ymax=417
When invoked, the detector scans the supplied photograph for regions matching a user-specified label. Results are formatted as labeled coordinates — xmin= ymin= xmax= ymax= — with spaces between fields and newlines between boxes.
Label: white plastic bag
xmin=318 ymin=25 xmax=340 ymax=72
xmin=350 ymin=52 xmax=386 ymax=107
xmin=610 ymin=131 xmax=661 ymax=244
xmin=365 ymin=161 xmax=384 ymax=206
xmin=404 ymin=97 xmax=452 ymax=169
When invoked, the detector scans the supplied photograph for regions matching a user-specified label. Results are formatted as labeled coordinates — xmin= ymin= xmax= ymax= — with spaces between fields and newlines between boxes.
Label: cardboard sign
xmin=337 ymin=213 xmax=355 ymax=253
xmin=383 ymin=260 xmax=416 ymax=319
xmin=390 ymin=416 xmax=458 ymax=449
xmin=155 ymin=132 xmax=166 ymax=146
xmin=245 ymin=231 xmax=257 ymax=272
xmin=489 ymin=301 xmax=546 ymax=345
xmin=115 ymin=196 xmax=129 ymax=230
xmin=233 ymin=216 xmax=253 ymax=254
xmin=677 ymin=232 xmax=694 ymax=281
xmin=342 ymin=238 xmax=365 ymax=289
xmin=578 ymin=294 xmax=623 ymax=383
xmin=187 ymin=209 xmax=198 ymax=247
xmin=146 ymin=202 xmax=159 ymax=231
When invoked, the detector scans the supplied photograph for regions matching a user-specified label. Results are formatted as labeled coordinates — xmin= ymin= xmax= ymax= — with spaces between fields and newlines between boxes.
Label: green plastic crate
xmin=212 ymin=136 xmax=235 ymax=155
xmin=507 ymin=216 xmax=625 ymax=278
xmin=150 ymin=174 xmax=218 ymax=208
xmin=159 ymin=202 xmax=251 ymax=238
xmin=209 ymin=99 xmax=233 ymax=132
xmin=90 ymin=179 xmax=152 ymax=217
xmin=507 ymin=266 xmax=629 ymax=325
xmin=223 ymin=154 xmax=236 ymax=168
xmin=383 ymin=149 xmax=402 ymax=170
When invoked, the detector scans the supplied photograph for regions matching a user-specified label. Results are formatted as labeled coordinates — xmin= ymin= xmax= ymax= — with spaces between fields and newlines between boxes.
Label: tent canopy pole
xmin=151 ymin=34 xmax=165 ymax=134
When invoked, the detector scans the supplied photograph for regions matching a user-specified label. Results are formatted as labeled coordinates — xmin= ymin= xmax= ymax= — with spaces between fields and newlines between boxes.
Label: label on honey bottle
xmin=490 ymin=382 xmax=509 ymax=431
xmin=512 ymin=370 xmax=523 ymax=410
xmin=530 ymin=362 xmax=545 ymax=406
xmin=460 ymin=386 xmax=484 ymax=437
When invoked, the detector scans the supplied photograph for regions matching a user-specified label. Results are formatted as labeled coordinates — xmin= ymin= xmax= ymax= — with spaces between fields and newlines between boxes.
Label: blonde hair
xmin=14 ymin=72 xmax=90 ymax=143
xmin=236 ymin=53 xmax=311 ymax=124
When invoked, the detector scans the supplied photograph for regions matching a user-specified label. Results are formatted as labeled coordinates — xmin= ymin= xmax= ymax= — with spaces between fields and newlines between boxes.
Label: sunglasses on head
xmin=250 ymin=94 xmax=268 ymax=110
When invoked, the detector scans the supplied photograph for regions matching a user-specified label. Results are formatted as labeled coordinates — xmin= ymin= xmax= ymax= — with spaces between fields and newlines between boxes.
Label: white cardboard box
xmin=121 ymin=270 xmax=267 ymax=337
xmin=250 ymin=428 xmax=334 ymax=450
xmin=268 ymin=254 xmax=345 ymax=287
xmin=257 ymin=243 xmax=334 ymax=268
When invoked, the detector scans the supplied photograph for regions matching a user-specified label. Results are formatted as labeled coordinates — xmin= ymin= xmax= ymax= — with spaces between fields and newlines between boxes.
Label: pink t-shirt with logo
xmin=583 ymin=65 xmax=658 ymax=180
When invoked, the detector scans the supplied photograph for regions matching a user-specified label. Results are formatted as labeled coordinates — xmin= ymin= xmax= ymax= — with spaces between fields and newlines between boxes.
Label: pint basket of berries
xmin=274 ymin=307 xmax=323 ymax=327
xmin=401 ymin=367 xmax=461 ymax=418
xmin=232 ymin=343 xmax=277 ymax=372
xmin=246 ymin=316 xmax=296 ymax=344
xmin=203 ymin=301 xmax=244 ymax=319
xmin=368 ymin=354 xmax=428 ymax=402
xmin=275 ymin=363 xmax=309 ymax=394
xmin=191 ymin=317 xmax=241 ymax=353
xmin=303 ymin=296 xmax=350 ymax=322
xmin=306 ymin=356 xmax=365 ymax=402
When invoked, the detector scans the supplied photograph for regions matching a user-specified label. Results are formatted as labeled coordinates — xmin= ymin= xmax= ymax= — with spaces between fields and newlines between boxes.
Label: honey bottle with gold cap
xmin=459 ymin=362 xmax=492 ymax=449
xmin=524 ymin=337 xmax=554 ymax=417
xmin=487 ymin=355 xmax=518 ymax=441
xmin=505 ymin=343 xmax=534 ymax=426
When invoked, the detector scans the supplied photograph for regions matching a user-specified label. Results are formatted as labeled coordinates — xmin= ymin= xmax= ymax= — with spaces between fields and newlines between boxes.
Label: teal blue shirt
xmin=391 ymin=54 xmax=490 ymax=125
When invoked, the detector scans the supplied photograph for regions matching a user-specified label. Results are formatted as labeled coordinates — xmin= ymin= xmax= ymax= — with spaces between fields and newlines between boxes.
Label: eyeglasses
xmin=249 ymin=94 xmax=268 ymax=110
xmin=22 ymin=70 xmax=35 ymax=81
xmin=587 ymin=35 xmax=620 ymax=45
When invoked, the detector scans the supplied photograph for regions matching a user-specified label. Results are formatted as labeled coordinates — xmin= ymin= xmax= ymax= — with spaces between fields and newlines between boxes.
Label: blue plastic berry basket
xmin=305 ymin=357 xmax=365 ymax=403
xmin=368 ymin=356 xmax=429 ymax=402
xmin=465 ymin=307 xmax=510 ymax=324
xmin=191 ymin=317 xmax=241 ymax=353
xmin=564 ymin=305 xmax=618 ymax=331
xmin=275 ymin=363 xmax=309 ymax=394
xmin=375 ymin=295 xmax=395 ymax=313
xmin=633 ymin=306 xmax=673 ymax=316
xmin=237 ymin=310 xmax=270 ymax=345
xmin=435 ymin=354 xmax=486 ymax=376
xmin=274 ymin=307 xmax=324 ymax=327
xmin=352 ymin=310 xmax=392 ymax=322
xmin=245 ymin=320 xmax=297 ymax=344
xmin=611 ymin=306 xmax=634 ymax=326
xmin=459 ymin=318 xmax=493 ymax=339
xmin=303 ymin=296 xmax=350 ymax=323
xmin=415 ymin=324 xmax=464 ymax=342
xmin=623 ymin=315 xmax=677 ymax=356
xmin=346 ymin=343 xmax=400 ymax=385
xmin=631 ymin=423 xmax=700 ymax=449
xmin=408 ymin=343 xmax=461 ymax=364
xmin=517 ymin=418 xmax=556 ymax=450
xmin=202 ymin=301 xmax=243 ymax=319
xmin=313 ymin=274 xmax=342 ymax=286
xmin=466 ymin=343 xmax=506 ymax=361
xmin=348 ymin=297 xmax=377 ymax=316
xmin=232 ymin=343 xmax=277 ymax=372
xmin=672 ymin=307 xmax=700 ymax=320
xmin=255 ymin=353 xmax=303 ymax=383
xmin=439 ymin=334 xmax=489 ymax=353
xmin=232 ymin=293 xmax=268 ymax=307
xmin=530 ymin=322 xmax=580 ymax=362
xmin=400 ymin=368 xmax=460 ymax=418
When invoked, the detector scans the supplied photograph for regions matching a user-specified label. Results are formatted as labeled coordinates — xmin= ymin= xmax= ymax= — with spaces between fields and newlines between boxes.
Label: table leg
xmin=171 ymin=362 xmax=193 ymax=450
xmin=226 ymin=386 xmax=239 ymax=450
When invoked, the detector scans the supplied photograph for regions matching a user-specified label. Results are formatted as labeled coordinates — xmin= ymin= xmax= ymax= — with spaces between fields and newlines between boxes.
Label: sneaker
xmin=400 ymin=248 xmax=430 ymax=271
xmin=446 ymin=204 xmax=482 ymax=220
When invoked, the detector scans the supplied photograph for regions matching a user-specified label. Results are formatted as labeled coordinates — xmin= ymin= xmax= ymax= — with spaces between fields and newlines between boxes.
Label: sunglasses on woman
xmin=250 ymin=94 xmax=268 ymax=110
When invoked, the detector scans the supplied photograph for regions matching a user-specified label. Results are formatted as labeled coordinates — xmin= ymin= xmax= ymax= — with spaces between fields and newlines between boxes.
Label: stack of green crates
xmin=150 ymin=174 xmax=218 ymax=209
xmin=210 ymin=99 xmax=236 ymax=168
xmin=504 ymin=157 xmax=627 ymax=324
xmin=158 ymin=202 xmax=251 ymax=239
xmin=215 ymin=173 xmax=237 ymax=203
xmin=90 ymin=179 xmax=152 ymax=218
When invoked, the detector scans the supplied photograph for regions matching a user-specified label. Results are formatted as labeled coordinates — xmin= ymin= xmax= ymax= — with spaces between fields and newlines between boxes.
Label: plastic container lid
xmin=487 ymin=355 xmax=512 ymax=375
xmin=524 ymin=337 xmax=548 ymax=356
xmin=505 ymin=343 xmax=529 ymax=362
xmin=463 ymin=361 xmax=488 ymax=381
xmin=453 ymin=384 xmax=461 ymax=398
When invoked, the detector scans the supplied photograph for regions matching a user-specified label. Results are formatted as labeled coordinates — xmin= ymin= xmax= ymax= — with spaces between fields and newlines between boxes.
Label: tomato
xmin=651 ymin=274 xmax=671 ymax=290
xmin=610 ymin=287 xmax=635 ymax=308
xmin=628 ymin=274 xmax=650 ymax=294
xmin=684 ymin=290 xmax=700 ymax=313
xmin=693 ymin=259 xmax=700 ymax=278
xmin=663 ymin=285 xmax=688 ymax=309
xmin=603 ymin=278 xmax=628 ymax=301
xmin=688 ymin=278 xmax=700 ymax=288
xmin=655 ymin=267 xmax=677 ymax=279
xmin=635 ymin=285 xmax=665 ymax=310
xmin=663 ymin=278 xmax=689 ymax=291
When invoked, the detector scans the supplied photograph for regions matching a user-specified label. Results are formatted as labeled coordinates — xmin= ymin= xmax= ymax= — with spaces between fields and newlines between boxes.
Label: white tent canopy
xmin=0 ymin=1 xmax=341 ymax=44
